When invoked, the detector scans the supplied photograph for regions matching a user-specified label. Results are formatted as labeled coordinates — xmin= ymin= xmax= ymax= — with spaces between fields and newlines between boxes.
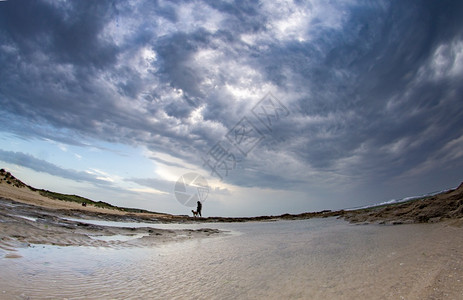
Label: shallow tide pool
xmin=0 ymin=218 xmax=449 ymax=299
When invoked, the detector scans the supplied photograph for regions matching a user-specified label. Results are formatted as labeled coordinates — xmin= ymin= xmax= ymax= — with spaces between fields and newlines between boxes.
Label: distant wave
xmin=345 ymin=186 xmax=457 ymax=211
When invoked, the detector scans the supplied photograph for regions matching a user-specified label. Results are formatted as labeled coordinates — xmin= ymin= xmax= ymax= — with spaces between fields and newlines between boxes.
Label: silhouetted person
xmin=197 ymin=201 xmax=202 ymax=217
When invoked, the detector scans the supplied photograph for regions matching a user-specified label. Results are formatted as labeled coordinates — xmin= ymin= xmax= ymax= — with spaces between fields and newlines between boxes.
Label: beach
xmin=2 ymin=0 xmax=462 ymax=298
xmin=1 ymin=177 xmax=463 ymax=299
xmin=1 ymin=213 xmax=463 ymax=299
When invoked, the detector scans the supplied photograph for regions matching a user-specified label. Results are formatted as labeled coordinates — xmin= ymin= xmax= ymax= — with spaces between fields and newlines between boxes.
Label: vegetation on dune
xmin=36 ymin=189 xmax=157 ymax=213
xmin=0 ymin=168 xmax=27 ymax=188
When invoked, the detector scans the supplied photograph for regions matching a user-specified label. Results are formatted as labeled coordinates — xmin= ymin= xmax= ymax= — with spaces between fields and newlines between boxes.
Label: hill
xmin=0 ymin=168 xmax=164 ymax=215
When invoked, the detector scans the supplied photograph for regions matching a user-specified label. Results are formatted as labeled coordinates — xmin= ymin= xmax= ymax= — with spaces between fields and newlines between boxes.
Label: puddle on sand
xmin=63 ymin=217 xmax=228 ymax=230
xmin=89 ymin=233 xmax=150 ymax=242
xmin=0 ymin=218 xmax=352 ymax=299
xmin=0 ymin=218 xmax=442 ymax=299
xmin=12 ymin=215 xmax=37 ymax=222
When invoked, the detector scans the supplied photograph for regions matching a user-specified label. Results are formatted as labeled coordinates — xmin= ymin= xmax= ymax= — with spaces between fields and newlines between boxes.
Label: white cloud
xmin=128 ymin=187 xmax=169 ymax=195
xmin=261 ymin=0 xmax=352 ymax=43
xmin=86 ymin=168 xmax=117 ymax=183
xmin=417 ymin=39 xmax=463 ymax=81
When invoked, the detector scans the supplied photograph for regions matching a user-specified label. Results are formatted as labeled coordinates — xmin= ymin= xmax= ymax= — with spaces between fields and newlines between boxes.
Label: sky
xmin=1 ymin=0 xmax=462 ymax=217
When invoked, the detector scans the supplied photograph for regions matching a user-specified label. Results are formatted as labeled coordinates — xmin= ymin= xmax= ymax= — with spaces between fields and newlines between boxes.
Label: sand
xmin=322 ymin=221 xmax=463 ymax=299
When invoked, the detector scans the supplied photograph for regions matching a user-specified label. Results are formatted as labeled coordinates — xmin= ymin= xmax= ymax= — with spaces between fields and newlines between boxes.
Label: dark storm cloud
xmin=0 ymin=149 xmax=112 ymax=186
xmin=243 ymin=0 xmax=463 ymax=182
xmin=0 ymin=0 xmax=120 ymax=137
xmin=204 ymin=0 xmax=267 ymax=33
xmin=154 ymin=30 xmax=211 ymax=101
xmin=349 ymin=0 xmax=463 ymax=178
xmin=0 ymin=0 xmax=462 ymax=194
xmin=0 ymin=0 xmax=118 ymax=68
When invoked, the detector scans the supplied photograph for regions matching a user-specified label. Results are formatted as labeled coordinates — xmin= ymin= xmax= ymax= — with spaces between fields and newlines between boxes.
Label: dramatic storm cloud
xmin=1 ymin=0 xmax=462 ymax=216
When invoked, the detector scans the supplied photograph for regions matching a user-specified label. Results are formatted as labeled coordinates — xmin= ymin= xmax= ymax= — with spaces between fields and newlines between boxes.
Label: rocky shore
xmin=342 ymin=182 xmax=463 ymax=225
